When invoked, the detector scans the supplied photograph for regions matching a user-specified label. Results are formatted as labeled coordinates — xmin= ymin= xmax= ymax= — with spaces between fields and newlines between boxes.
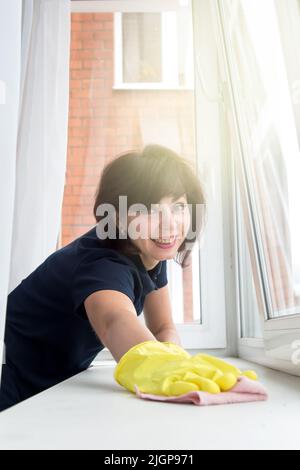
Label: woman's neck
xmin=139 ymin=253 xmax=159 ymax=271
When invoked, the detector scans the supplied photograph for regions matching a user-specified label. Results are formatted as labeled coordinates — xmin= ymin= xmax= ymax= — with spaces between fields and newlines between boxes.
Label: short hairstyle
xmin=93 ymin=144 xmax=207 ymax=268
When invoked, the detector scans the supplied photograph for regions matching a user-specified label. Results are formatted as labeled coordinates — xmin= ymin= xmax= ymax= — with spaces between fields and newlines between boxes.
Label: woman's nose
xmin=158 ymin=208 xmax=177 ymax=236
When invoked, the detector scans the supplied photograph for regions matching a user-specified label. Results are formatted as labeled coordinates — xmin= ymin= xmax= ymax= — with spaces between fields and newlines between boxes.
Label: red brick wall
xmin=62 ymin=12 xmax=197 ymax=321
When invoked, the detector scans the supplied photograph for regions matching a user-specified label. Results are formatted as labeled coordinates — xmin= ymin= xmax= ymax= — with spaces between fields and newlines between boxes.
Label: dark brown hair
xmin=93 ymin=144 xmax=207 ymax=268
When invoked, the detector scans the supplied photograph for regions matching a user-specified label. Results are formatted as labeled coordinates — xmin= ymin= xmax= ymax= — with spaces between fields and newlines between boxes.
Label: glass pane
xmin=63 ymin=3 xmax=200 ymax=325
xmin=221 ymin=0 xmax=300 ymax=318
xmin=237 ymin=182 xmax=263 ymax=338
xmin=122 ymin=13 xmax=162 ymax=83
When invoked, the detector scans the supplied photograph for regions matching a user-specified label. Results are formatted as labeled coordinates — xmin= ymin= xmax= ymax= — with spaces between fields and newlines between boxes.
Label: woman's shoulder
xmin=75 ymin=226 xmax=133 ymax=262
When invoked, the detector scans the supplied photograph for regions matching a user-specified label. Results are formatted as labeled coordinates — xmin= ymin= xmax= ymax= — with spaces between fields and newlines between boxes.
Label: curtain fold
xmin=8 ymin=0 xmax=71 ymax=293
xmin=0 ymin=0 xmax=22 ymax=372
xmin=1 ymin=0 xmax=70 ymax=372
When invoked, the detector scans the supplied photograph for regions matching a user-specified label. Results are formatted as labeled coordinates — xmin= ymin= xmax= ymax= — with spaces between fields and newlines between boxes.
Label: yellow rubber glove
xmin=189 ymin=353 xmax=258 ymax=392
xmin=114 ymin=341 xmax=258 ymax=397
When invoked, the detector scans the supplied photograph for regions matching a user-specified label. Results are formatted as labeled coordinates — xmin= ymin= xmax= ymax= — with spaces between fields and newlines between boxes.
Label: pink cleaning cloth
xmin=134 ymin=375 xmax=268 ymax=406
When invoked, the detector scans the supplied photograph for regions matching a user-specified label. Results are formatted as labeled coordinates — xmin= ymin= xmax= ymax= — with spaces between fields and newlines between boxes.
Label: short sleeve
xmin=72 ymin=257 xmax=136 ymax=320
xmin=155 ymin=260 xmax=168 ymax=289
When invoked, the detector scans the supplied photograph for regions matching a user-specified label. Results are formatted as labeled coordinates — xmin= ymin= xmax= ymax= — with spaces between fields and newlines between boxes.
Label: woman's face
xmin=125 ymin=194 xmax=190 ymax=270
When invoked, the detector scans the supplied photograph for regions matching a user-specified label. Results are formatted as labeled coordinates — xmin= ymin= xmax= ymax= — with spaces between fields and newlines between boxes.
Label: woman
xmin=0 ymin=144 xmax=206 ymax=412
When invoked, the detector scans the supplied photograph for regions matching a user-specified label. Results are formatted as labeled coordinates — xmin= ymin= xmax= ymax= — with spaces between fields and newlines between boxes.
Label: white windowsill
xmin=0 ymin=357 xmax=299 ymax=450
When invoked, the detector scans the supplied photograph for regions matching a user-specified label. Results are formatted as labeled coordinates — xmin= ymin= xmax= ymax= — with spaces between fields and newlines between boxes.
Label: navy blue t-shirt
xmin=0 ymin=225 xmax=168 ymax=411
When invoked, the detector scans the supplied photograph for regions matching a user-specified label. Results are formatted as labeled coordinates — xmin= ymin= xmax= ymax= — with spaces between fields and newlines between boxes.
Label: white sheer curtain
xmin=0 ymin=0 xmax=70 ymax=370
xmin=9 ymin=0 xmax=71 ymax=293
xmin=0 ymin=0 xmax=22 ymax=374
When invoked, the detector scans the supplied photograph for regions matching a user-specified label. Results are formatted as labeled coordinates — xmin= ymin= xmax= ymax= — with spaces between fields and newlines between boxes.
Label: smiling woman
xmin=93 ymin=144 xmax=207 ymax=269
xmin=0 ymin=143 xmax=207 ymax=412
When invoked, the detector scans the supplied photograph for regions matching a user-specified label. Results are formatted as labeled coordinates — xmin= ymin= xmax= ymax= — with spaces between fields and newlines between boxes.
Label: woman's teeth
xmin=151 ymin=237 xmax=178 ymax=247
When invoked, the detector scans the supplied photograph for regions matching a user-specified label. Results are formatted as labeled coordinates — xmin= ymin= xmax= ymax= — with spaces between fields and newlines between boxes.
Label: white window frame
xmin=72 ymin=1 xmax=193 ymax=90
xmin=213 ymin=0 xmax=300 ymax=375
xmin=114 ymin=11 xmax=193 ymax=90
xmin=186 ymin=0 xmax=227 ymax=350
xmin=71 ymin=0 xmax=228 ymax=352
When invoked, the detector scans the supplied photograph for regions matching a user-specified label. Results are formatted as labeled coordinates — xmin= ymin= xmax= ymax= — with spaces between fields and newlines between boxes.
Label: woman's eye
xmin=174 ymin=203 xmax=187 ymax=212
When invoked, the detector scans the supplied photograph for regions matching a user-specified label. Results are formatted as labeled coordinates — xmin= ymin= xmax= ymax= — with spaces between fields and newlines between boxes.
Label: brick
xmin=70 ymin=79 xmax=82 ymax=89
xmin=82 ymin=215 xmax=95 ymax=224
xmin=68 ymin=118 xmax=82 ymax=127
xmin=74 ymin=205 xmax=93 ymax=215
xmin=69 ymin=98 xmax=82 ymax=108
xmin=70 ymin=60 xmax=82 ymax=70
xmin=83 ymin=59 xmax=106 ymax=70
xmin=69 ymin=106 xmax=93 ymax=118
xmin=103 ymin=40 xmax=113 ymax=50
xmin=69 ymin=166 xmax=87 ymax=176
xmin=66 ymin=176 xmax=84 ymax=186
xmin=68 ymin=136 xmax=85 ymax=147
xmin=63 ymin=195 xmax=82 ymax=206
xmin=71 ymin=127 xmax=92 ymax=137
xmin=82 ymin=21 xmax=104 ymax=31
xmin=71 ymin=40 xmax=82 ymax=50
xmin=70 ymin=147 xmax=92 ymax=158
xmin=104 ymin=21 xmax=113 ymax=30
xmin=93 ymin=13 xmax=113 ymax=21
xmin=73 ymin=185 xmax=95 ymax=195
xmin=93 ymin=31 xmax=113 ymax=41
xmin=82 ymin=195 xmax=95 ymax=205
xmin=72 ymin=31 xmax=94 ymax=41
xmin=71 ymin=69 xmax=92 ymax=80
xmin=81 ymin=49 xmax=106 ymax=60
xmin=92 ymin=68 xmax=113 ymax=79
xmin=71 ymin=89 xmax=91 ymax=99
xmin=81 ymin=118 xmax=104 ymax=128
xmin=63 ymin=214 xmax=82 ymax=225
xmin=72 ymin=13 xmax=94 ymax=22
xmin=81 ymin=39 xmax=104 ymax=50
xmin=71 ymin=22 xmax=82 ymax=32
xmin=62 ymin=185 xmax=73 ymax=196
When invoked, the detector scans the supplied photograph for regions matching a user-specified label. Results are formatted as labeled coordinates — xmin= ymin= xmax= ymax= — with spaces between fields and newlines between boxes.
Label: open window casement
xmin=212 ymin=0 xmax=300 ymax=375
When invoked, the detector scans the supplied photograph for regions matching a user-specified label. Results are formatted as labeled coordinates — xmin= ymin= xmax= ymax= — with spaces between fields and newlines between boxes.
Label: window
xmin=236 ymin=178 xmax=263 ymax=339
xmin=67 ymin=0 xmax=228 ymax=351
xmin=122 ymin=13 xmax=162 ymax=83
xmin=114 ymin=11 xmax=194 ymax=89
xmin=215 ymin=0 xmax=300 ymax=372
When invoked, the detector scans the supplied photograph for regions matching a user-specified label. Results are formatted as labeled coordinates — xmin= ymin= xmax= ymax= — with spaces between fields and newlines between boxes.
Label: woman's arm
xmin=155 ymin=327 xmax=182 ymax=346
xmin=143 ymin=285 xmax=182 ymax=346
xmin=84 ymin=290 xmax=158 ymax=362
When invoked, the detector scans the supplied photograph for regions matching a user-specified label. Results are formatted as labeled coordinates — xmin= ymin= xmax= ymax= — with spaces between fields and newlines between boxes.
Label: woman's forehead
xmin=157 ymin=194 xmax=187 ymax=204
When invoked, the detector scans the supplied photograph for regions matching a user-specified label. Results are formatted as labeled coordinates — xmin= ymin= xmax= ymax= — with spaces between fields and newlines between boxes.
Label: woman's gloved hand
xmin=114 ymin=341 xmax=258 ymax=397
